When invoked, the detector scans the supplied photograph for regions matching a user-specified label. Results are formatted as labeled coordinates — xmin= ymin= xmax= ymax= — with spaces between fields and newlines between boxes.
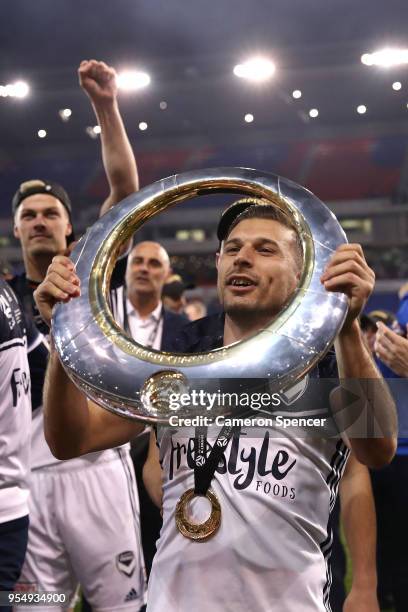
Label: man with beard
xmin=9 ymin=60 xmax=146 ymax=611
xmin=34 ymin=200 xmax=397 ymax=611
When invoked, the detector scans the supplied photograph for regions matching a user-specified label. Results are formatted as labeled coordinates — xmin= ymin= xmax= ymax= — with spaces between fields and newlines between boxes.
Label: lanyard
xmin=144 ymin=308 xmax=163 ymax=348
xmin=193 ymin=424 xmax=240 ymax=495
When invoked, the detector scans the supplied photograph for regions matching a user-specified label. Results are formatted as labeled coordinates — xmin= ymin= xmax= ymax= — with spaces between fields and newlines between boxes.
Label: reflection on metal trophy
xmin=52 ymin=167 xmax=348 ymax=423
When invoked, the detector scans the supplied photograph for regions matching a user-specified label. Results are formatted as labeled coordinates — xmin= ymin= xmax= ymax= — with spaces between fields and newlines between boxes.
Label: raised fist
xmin=78 ymin=59 xmax=117 ymax=104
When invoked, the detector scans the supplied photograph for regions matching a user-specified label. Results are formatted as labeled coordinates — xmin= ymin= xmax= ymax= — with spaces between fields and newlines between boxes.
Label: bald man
xmin=112 ymin=241 xmax=187 ymax=350
xmin=110 ymin=241 xmax=187 ymax=576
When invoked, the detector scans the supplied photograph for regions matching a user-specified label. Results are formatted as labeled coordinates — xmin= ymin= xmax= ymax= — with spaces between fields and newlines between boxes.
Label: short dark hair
xmin=225 ymin=204 xmax=303 ymax=268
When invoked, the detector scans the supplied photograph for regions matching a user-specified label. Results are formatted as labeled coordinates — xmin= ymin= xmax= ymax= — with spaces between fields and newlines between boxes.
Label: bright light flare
xmin=361 ymin=48 xmax=408 ymax=68
xmin=59 ymin=108 xmax=72 ymax=122
xmin=0 ymin=81 xmax=30 ymax=98
xmin=117 ymin=70 xmax=151 ymax=91
xmin=233 ymin=57 xmax=276 ymax=82
xmin=86 ymin=125 xmax=101 ymax=139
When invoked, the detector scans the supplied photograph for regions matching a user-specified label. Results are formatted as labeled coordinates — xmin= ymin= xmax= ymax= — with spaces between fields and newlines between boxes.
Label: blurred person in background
xmin=360 ymin=300 xmax=408 ymax=611
xmin=110 ymin=242 xmax=188 ymax=576
xmin=161 ymin=273 xmax=193 ymax=317
xmin=112 ymin=244 xmax=188 ymax=350
xmin=185 ymin=297 xmax=207 ymax=321
xmin=9 ymin=60 xmax=147 ymax=611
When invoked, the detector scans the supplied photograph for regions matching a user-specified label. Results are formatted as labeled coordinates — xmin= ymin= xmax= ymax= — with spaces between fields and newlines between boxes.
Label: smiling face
xmin=217 ymin=217 xmax=301 ymax=329
xmin=13 ymin=193 xmax=72 ymax=259
xmin=125 ymin=241 xmax=171 ymax=301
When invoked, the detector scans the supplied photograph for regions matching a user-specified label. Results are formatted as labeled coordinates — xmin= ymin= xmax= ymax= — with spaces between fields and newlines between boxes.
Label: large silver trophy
xmin=52 ymin=167 xmax=348 ymax=423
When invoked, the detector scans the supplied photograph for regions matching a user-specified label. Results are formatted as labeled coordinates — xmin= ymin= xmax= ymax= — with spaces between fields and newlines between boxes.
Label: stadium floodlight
xmin=13 ymin=81 xmax=30 ymax=98
xmin=361 ymin=48 xmax=408 ymax=68
xmin=233 ymin=57 xmax=276 ymax=82
xmin=0 ymin=81 xmax=30 ymax=98
xmin=117 ymin=70 xmax=151 ymax=91
xmin=59 ymin=108 xmax=72 ymax=122
xmin=86 ymin=126 xmax=101 ymax=139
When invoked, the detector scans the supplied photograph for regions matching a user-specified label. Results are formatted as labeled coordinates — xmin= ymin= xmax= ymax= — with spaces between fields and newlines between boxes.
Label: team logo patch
xmin=195 ymin=455 xmax=205 ymax=466
xmin=124 ymin=587 xmax=138 ymax=602
xmin=217 ymin=436 xmax=228 ymax=447
xmin=116 ymin=550 xmax=136 ymax=577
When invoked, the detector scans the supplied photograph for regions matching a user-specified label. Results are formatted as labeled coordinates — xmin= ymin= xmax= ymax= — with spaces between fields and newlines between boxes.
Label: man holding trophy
xmin=33 ymin=194 xmax=397 ymax=611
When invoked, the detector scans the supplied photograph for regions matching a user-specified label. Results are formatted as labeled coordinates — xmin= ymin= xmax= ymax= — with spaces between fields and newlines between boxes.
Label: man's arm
xmin=34 ymin=255 xmax=143 ymax=459
xmin=79 ymin=59 xmax=139 ymax=216
xmin=44 ymin=346 xmax=143 ymax=459
xmin=340 ymin=455 xmax=380 ymax=612
xmin=142 ymin=430 xmax=163 ymax=509
xmin=322 ymin=244 xmax=397 ymax=468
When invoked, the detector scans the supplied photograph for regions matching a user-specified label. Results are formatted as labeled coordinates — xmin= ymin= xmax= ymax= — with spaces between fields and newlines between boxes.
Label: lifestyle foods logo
xmin=169 ymin=431 xmax=297 ymax=500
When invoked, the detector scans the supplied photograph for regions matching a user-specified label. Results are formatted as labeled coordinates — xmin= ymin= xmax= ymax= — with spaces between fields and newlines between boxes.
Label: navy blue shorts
xmin=0 ymin=515 xmax=29 ymax=612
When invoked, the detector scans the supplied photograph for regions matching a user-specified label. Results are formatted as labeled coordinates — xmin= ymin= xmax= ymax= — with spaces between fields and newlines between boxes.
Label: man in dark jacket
xmin=110 ymin=239 xmax=187 ymax=574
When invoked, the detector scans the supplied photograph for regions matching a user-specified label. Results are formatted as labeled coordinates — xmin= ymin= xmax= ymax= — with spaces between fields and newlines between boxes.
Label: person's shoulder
xmin=0 ymin=278 xmax=27 ymax=344
xmin=163 ymin=309 xmax=189 ymax=325
xmin=169 ymin=313 xmax=224 ymax=353
xmin=7 ymin=272 xmax=26 ymax=296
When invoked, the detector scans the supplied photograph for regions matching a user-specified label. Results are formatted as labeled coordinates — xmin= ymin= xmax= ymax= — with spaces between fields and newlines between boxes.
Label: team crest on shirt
xmin=217 ymin=436 xmax=229 ymax=447
xmin=116 ymin=550 xmax=136 ymax=577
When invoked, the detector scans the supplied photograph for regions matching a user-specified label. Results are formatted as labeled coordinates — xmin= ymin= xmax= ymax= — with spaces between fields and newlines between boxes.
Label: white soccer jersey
xmin=0 ymin=280 xmax=36 ymax=524
xmin=8 ymin=265 xmax=132 ymax=472
xmin=148 ymin=426 xmax=349 ymax=612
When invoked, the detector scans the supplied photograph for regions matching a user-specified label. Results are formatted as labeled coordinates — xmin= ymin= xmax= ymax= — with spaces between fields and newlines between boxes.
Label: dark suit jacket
xmin=161 ymin=309 xmax=189 ymax=351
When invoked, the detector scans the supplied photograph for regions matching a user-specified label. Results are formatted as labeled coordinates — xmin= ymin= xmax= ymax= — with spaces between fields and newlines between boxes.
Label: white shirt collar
xmin=126 ymin=299 xmax=162 ymax=322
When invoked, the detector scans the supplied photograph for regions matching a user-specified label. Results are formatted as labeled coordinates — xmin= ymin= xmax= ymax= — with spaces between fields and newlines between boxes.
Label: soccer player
xmin=10 ymin=60 xmax=146 ymax=611
xmin=34 ymin=200 xmax=397 ymax=611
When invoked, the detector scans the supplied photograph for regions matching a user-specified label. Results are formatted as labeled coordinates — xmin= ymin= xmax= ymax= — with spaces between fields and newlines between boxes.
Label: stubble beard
xmin=28 ymin=240 xmax=60 ymax=262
